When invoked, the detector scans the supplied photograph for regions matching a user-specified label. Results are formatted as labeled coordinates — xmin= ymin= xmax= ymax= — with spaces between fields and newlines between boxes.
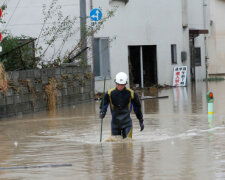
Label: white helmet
xmin=115 ymin=72 xmax=128 ymax=84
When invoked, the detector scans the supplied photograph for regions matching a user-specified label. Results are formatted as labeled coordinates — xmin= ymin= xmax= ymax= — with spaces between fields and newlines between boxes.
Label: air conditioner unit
xmin=181 ymin=51 xmax=187 ymax=62
xmin=110 ymin=0 xmax=129 ymax=4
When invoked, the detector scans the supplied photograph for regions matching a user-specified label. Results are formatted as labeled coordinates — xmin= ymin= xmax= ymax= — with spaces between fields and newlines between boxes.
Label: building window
xmin=94 ymin=38 xmax=111 ymax=79
xmin=171 ymin=44 xmax=177 ymax=64
xmin=194 ymin=47 xmax=201 ymax=66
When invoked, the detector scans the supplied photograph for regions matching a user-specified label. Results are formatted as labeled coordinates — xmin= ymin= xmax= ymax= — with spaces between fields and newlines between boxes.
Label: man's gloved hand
xmin=99 ymin=110 xmax=106 ymax=119
xmin=139 ymin=119 xmax=144 ymax=131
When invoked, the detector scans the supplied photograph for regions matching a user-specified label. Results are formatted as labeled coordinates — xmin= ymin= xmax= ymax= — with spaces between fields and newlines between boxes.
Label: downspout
xmin=203 ymin=0 xmax=208 ymax=79
xmin=182 ymin=0 xmax=189 ymax=80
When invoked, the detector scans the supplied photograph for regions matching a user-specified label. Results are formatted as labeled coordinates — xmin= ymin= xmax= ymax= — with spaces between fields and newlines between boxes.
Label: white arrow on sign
xmin=91 ymin=10 xmax=100 ymax=21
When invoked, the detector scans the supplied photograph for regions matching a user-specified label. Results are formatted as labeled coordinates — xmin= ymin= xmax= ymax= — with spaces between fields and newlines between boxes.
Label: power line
xmin=0 ymin=0 xmax=8 ymax=6
xmin=5 ymin=4 xmax=79 ymax=8
xmin=5 ymin=0 xmax=22 ymax=28
xmin=6 ymin=20 xmax=80 ymax=27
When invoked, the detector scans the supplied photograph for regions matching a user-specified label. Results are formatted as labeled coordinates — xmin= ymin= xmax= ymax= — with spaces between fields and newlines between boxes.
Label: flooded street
xmin=0 ymin=81 xmax=225 ymax=180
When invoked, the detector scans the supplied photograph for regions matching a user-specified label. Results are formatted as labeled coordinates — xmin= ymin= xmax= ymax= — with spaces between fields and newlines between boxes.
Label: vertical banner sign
xmin=173 ymin=66 xmax=188 ymax=87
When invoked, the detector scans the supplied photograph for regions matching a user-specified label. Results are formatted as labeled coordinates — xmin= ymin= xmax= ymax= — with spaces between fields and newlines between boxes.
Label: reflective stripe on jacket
xmin=100 ymin=87 xmax=143 ymax=129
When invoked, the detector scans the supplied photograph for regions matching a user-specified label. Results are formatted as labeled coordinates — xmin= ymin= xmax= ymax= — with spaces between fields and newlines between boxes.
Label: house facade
xmin=93 ymin=0 xmax=210 ymax=92
xmin=208 ymin=0 xmax=225 ymax=76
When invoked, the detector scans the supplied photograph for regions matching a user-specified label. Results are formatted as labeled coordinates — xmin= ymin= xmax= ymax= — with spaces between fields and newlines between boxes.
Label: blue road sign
xmin=90 ymin=8 xmax=102 ymax=22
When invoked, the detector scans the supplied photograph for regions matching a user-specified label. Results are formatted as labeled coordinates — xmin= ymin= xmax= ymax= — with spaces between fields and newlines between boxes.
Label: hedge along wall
xmin=0 ymin=65 xmax=94 ymax=118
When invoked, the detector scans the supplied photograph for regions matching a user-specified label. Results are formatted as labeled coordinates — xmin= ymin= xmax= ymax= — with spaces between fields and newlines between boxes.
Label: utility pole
xmin=90 ymin=0 xmax=95 ymax=93
xmin=80 ymin=0 xmax=87 ymax=65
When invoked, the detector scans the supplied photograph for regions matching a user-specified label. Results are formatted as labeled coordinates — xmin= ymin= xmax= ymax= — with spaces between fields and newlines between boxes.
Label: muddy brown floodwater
xmin=0 ymin=81 xmax=225 ymax=180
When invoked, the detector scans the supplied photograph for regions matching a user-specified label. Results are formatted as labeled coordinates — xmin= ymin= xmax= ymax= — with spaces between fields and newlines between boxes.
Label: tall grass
xmin=0 ymin=63 xmax=7 ymax=92
xmin=45 ymin=78 xmax=57 ymax=112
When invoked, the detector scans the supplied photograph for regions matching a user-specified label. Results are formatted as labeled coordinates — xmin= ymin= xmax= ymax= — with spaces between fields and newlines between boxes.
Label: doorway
xmin=128 ymin=45 xmax=157 ymax=88
xmin=189 ymin=36 xmax=195 ymax=81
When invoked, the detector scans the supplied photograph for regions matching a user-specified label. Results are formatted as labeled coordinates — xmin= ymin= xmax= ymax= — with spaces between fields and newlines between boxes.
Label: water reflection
xmin=0 ymin=82 xmax=225 ymax=179
xmin=172 ymin=87 xmax=187 ymax=114
xmin=141 ymin=82 xmax=209 ymax=115
xmin=108 ymin=143 xmax=144 ymax=180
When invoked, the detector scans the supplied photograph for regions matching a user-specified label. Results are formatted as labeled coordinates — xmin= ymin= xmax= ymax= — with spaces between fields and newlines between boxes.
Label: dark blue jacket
xmin=100 ymin=87 xmax=143 ymax=129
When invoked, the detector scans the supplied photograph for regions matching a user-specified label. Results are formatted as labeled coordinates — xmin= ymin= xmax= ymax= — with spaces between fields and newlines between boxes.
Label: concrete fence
xmin=0 ymin=65 xmax=94 ymax=118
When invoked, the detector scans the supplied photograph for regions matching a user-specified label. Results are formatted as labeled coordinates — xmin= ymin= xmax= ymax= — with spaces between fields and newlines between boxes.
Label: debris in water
xmin=140 ymin=95 xmax=169 ymax=100
xmin=45 ymin=78 xmax=57 ymax=112
xmin=105 ymin=136 xmax=132 ymax=142
xmin=14 ymin=141 xmax=18 ymax=147
xmin=94 ymin=92 xmax=103 ymax=100
xmin=0 ymin=163 xmax=72 ymax=170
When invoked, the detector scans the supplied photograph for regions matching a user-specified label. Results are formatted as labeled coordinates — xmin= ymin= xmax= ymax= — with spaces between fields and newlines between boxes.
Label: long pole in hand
xmin=100 ymin=77 xmax=106 ymax=142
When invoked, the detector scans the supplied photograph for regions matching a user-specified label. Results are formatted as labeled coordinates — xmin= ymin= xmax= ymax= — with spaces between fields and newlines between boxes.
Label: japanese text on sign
xmin=172 ymin=66 xmax=187 ymax=87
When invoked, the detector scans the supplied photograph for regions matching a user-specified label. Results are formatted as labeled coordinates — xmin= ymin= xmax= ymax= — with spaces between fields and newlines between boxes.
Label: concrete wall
xmin=0 ymin=65 xmax=93 ymax=118
xmin=208 ymin=0 xmax=225 ymax=75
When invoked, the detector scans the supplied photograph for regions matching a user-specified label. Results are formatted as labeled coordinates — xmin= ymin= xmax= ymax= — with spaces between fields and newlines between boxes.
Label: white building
xmin=94 ymin=0 xmax=210 ymax=92
xmin=208 ymin=0 xmax=225 ymax=76
xmin=0 ymin=0 xmax=209 ymax=93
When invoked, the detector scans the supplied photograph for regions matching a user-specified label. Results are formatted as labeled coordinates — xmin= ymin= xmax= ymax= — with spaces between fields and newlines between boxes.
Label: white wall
xmin=188 ymin=0 xmax=205 ymax=30
xmin=208 ymin=0 xmax=225 ymax=75
xmin=187 ymin=0 xmax=209 ymax=80
xmin=94 ymin=0 xmax=185 ymax=92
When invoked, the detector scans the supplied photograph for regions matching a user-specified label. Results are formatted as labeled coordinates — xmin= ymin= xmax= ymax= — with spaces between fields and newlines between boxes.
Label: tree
xmin=0 ymin=31 xmax=37 ymax=71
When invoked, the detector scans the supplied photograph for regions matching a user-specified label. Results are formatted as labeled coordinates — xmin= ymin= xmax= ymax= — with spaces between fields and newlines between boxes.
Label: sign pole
xmin=140 ymin=46 xmax=144 ymax=88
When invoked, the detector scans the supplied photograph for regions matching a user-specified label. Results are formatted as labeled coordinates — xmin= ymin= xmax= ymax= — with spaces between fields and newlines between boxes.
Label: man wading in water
xmin=100 ymin=72 xmax=144 ymax=139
